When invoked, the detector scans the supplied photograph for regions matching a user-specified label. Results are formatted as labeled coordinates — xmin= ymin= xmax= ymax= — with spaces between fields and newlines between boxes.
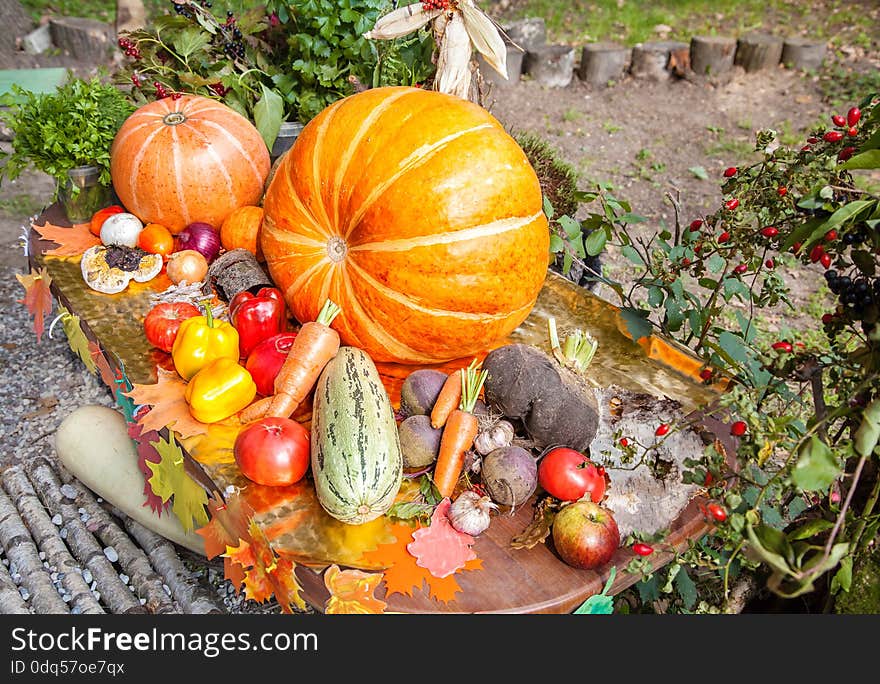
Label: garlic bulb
xmin=447 ymin=490 xmax=498 ymax=536
xmin=473 ymin=419 xmax=515 ymax=456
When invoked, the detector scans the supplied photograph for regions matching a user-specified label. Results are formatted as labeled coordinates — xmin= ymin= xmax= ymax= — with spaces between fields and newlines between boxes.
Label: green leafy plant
xmin=0 ymin=73 xmax=135 ymax=195
xmin=549 ymin=92 xmax=880 ymax=612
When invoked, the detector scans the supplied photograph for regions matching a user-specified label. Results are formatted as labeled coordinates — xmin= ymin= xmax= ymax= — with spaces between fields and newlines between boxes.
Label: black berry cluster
xmin=825 ymin=269 xmax=879 ymax=323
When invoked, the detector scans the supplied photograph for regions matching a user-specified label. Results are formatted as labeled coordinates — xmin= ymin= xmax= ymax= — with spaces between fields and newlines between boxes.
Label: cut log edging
xmin=488 ymin=15 xmax=827 ymax=88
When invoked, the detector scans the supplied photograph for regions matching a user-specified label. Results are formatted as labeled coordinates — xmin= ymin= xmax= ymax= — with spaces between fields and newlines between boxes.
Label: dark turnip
xmin=398 ymin=414 xmax=443 ymax=469
xmin=481 ymin=445 xmax=538 ymax=507
xmin=482 ymin=344 xmax=598 ymax=451
xmin=400 ymin=369 xmax=448 ymax=418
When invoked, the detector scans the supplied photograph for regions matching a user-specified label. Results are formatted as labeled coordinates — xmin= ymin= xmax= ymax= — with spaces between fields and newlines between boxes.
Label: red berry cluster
xmin=422 ymin=0 xmax=452 ymax=9
xmin=208 ymin=82 xmax=229 ymax=98
xmin=153 ymin=81 xmax=169 ymax=99
xmin=118 ymin=37 xmax=141 ymax=59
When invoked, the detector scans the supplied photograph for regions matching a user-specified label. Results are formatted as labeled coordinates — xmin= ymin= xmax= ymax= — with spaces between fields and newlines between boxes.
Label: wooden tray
xmin=29 ymin=204 xmax=730 ymax=614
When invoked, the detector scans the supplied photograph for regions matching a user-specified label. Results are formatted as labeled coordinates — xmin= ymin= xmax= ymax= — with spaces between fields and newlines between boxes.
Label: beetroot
xmin=400 ymin=369 xmax=448 ymax=418
xmin=481 ymin=445 xmax=538 ymax=507
xmin=398 ymin=414 xmax=443 ymax=469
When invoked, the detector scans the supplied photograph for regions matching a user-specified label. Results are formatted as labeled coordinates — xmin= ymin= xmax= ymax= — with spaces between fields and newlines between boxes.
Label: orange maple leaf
xmin=197 ymin=492 xmax=254 ymax=589
xmin=324 ymin=564 xmax=386 ymax=614
xmin=89 ymin=340 xmax=117 ymax=390
xmin=407 ymin=498 xmax=477 ymax=579
xmin=270 ymin=557 xmax=306 ymax=614
xmin=360 ymin=522 xmax=483 ymax=605
xmin=16 ymin=267 xmax=53 ymax=340
xmin=32 ymin=220 xmax=100 ymax=257
xmin=124 ymin=367 xmax=209 ymax=438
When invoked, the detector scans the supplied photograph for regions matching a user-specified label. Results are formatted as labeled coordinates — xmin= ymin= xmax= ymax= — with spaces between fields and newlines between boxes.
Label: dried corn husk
xmin=435 ymin=12 xmax=473 ymax=99
xmin=460 ymin=1 xmax=508 ymax=79
xmin=364 ymin=3 xmax=439 ymax=40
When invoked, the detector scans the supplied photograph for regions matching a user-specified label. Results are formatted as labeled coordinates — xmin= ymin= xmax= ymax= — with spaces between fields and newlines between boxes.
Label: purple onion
xmin=176 ymin=222 xmax=221 ymax=263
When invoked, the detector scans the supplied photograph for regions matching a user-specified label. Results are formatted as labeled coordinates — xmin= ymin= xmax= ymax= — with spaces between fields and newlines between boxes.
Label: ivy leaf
xmin=573 ymin=567 xmax=616 ymax=614
xmin=831 ymin=556 xmax=853 ymax=594
xmin=16 ymin=267 xmax=53 ymax=341
xmin=619 ymin=306 xmax=652 ymax=342
xmin=253 ymin=84 xmax=284 ymax=150
xmin=146 ymin=433 xmax=209 ymax=533
xmin=674 ymin=566 xmax=698 ymax=610
xmin=792 ymin=435 xmax=840 ymax=492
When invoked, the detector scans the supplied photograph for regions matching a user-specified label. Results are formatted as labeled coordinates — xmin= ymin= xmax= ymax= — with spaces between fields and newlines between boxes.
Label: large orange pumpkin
xmin=261 ymin=86 xmax=549 ymax=365
xmin=109 ymin=95 xmax=270 ymax=234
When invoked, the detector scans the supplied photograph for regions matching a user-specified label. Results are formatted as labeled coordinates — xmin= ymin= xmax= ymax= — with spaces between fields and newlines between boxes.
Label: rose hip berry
xmin=730 ymin=420 xmax=747 ymax=436
xmin=718 ymin=231 xmax=731 ymax=243
xmin=824 ymin=130 xmax=844 ymax=143
xmin=832 ymin=114 xmax=846 ymax=127
xmin=707 ymin=503 xmax=727 ymax=522
xmin=838 ymin=146 xmax=856 ymax=162
xmin=723 ymin=167 xmax=737 ymax=177
xmin=822 ymin=313 xmax=834 ymax=324
xmin=619 ymin=437 xmax=630 ymax=447
xmin=848 ymin=126 xmax=858 ymax=137
xmin=633 ymin=543 xmax=654 ymax=556
xmin=772 ymin=341 xmax=793 ymax=352
xmin=810 ymin=245 xmax=825 ymax=263
xmin=765 ymin=258 xmax=775 ymax=269
xmin=724 ymin=198 xmax=740 ymax=211
xmin=825 ymin=230 xmax=838 ymax=241
xmin=777 ymin=186 xmax=788 ymax=197
xmin=820 ymin=253 xmax=832 ymax=269
xmin=734 ymin=264 xmax=748 ymax=274
xmin=847 ymin=107 xmax=861 ymax=126
xmin=655 ymin=424 xmax=671 ymax=437
xmin=690 ymin=219 xmax=704 ymax=230
xmin=761 ymin=226 xmax=779 ymax=238
xmin=699 ymin=368 xmax=713 ymax=381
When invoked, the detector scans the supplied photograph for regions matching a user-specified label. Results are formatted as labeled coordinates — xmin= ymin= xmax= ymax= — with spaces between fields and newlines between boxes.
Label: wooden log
xmin=120 ymin=512 xmax=224 ymax=615
xmin=782 ymin=37 xmax=827 ymax=71
xmin=0 ymin=488 xmax=69 ymax=614
xmin=630 ymin=41 xmax=688 ymax=81
xmin=0 ymin=466 xmax=104 ymax=615
xmin=735 ymin=32 xmax=784 ymax=73
xmin=207 ymin=248 xmax=274 ymax=303
xmin=48 ymin=16 xmax=113 ymax=62
xmin=577 ymin=43 xmax=631 ymax=87
xmin=523 ymin=44 xmax=576 ymax=88
xmin=503 ymin=17 xmax=546 ymax=52
xmin=25 ymin=457 xmax=147 ymax=614
xmin=68 ymin=481 xmax=179 ymax=614
xmin=0 ymin=548 xmax=30 ymax=614
xmin=690 ymin=35 xmax=737 ymax=77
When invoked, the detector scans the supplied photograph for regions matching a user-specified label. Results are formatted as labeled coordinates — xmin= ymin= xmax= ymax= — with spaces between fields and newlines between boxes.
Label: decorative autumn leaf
xmin=33 ymin=220 xmax=101 ymax=257
xmin=124 ymin=367 xmax=209 ymax=438
xmin=574 ymin=567 xmax=616 ymax=615
xmin=146 ymin=432 xmax=210 ymax=532
xmin=127 ymin=420 xmax=171 ymax=517
xmin=270 ymin=557 xmax=307 ymax=614
xmin=52 ymin=307 xmax=96 ymax=374
xmin=196 ymin=491 xmax=254 ymax=590
xmin=510 ymin=496 xmax=558 ymax=550
xmin=361 ymin=522 xmax=483 ymax=605
xmin=407 ymin=498 xmax=477 ymax=579
xmin=89 ymin=340 xmax=117 ymax=389
xmin=324 ymin=564 xmax=386 ymax=614
xmin=16 ymin=267 xmax=53 ymax=340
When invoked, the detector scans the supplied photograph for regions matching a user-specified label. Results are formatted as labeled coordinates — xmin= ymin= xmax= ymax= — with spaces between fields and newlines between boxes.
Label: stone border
xmin=488 ymin=17 xmax=828 ymax=89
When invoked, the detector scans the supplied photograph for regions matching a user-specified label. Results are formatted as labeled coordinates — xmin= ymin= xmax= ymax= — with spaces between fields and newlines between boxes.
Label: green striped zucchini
xmin=311 ymin=346 xmax=403 ymax=525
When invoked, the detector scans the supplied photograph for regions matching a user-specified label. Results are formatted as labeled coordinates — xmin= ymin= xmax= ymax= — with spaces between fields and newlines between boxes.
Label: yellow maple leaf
xmin=146 ymin=433 xmax=209 ymax=532
xmin=51 ymin=306 xmax=96 ymax=374
xmin=324 ymin=564 xmax=386 ymax=614
xmin=124 ymin=368 xmax=209 ymax=438
xmin=32 ymin=220 xmax=100 ymax=257
xmin=270 ymin=557 xmax=307 ymax=614
xmin=16 ymin=267 xmax=53 ymax=341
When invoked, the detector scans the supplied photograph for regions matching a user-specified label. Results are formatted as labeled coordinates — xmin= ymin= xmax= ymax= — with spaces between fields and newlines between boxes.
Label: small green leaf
xmin=559 ymin=215 xmax=582 ymax=239
xmin=674 ymin=566 xmax=698 ymax=610
xmin=635 ymin=575 xmax=660 ymax=603
xmin=253 ymin=84 xmax=284 ymax=150
xmin=723 ymin=277 xmax=751 ymax=302
xmin=786 ymin=518 xmax=834 ymax=541
xmin=832 ymin=556 xmax=853 ymax=594
xmin=573 ymin=567 xmax=617 ymax=614
xmin=619 ymin=307 xmax=653 ymax=342
xmin=549 ymin=233 xmax=565 ymax=253
xmin=647 ymin=285 xmax=664 ymax=308
xmin=172 ymin=27 xmax=211 ymax=58
xmin=746 ymin=523 xmax=794 ymax=575
xmin=792 ymin=435 xmax=840 ymax=492
xmin=621 ymin=245 xmax=643 ymax=265
xmin=542 ymin=195 xmax=555 ymax=219
xmin=584 ymin=229 xmax=608 ymax=256
xmin=718 ymin=330 xmax=750 ymax=366
xmin=618 ymin=212 xmax=648 ymax=224
xmin=840 ymin=150 xmax=880 ymax=170
xmin=688 ymin=165 xmax=709 ymax=180
xmin=707 ymin=254 xmax=725 ymax=274
xmin=851 ymin=250 xmax=876 ymax=276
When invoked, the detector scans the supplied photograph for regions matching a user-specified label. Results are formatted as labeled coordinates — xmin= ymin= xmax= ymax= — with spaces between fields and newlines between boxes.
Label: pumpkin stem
xmin=326 ymin=236 xmax=348 ymax=263
xmin=162 ymin=112 xmax=187 ymax=126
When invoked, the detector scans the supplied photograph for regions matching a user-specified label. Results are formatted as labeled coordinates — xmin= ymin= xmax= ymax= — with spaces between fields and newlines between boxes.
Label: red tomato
xmin=138 ymin=223 xmax=175 ymax=256
xmin=537 ymin=447 xmax=606 ymax=503
xmin=234 ymin=417 xmax=310 ymax=487
xmin=245 ymin=332 xmax=298 ymax=396
xmin=89 ymin=205 xmax=125 ymax=237
xmin=143 ymin=302 xmax=201 ymax=352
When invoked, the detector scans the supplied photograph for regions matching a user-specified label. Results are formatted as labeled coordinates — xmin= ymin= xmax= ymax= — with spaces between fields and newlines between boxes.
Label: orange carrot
xmin=430 ymin=369 xmax=462 ymax=429
xmin=240 ymin=299 xmax=341 ymax=422
xmin=432 ymin=364 xmax=487 ymax=499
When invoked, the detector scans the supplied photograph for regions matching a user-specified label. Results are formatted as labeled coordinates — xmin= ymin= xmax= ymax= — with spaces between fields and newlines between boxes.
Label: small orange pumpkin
xmin=261 ymin=86 xmax=549 ymax=365
xmin=220 ymin=205 xmax=264 ymax=261
xmin=109 ymin=95 xmax=270 ymax=234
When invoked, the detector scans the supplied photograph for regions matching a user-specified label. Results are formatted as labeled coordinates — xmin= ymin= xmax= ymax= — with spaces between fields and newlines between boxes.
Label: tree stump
xmin=781 ymin=37 xmax=827 ymax=71
xmin=0 ymin=0 xmax=33 ymax=54
xmin=629 ymin=41 xmax=688 ymax=81
xmin=503 ymin=17 xmax=546 ymax=52
xmin=690 ymin=35 xmax=737 ymax=76
xmin=735 ymin=32 xmax=784 ymax=73
xmin=49 ymin=17 xmax=113 ymax=62
xmin=577 ymin=42 xmax=631 ymax=87
xmin=523 ymin=45 xmax=576 ymax=88
xmin=476 ymin=44 xmax=524 ymax=90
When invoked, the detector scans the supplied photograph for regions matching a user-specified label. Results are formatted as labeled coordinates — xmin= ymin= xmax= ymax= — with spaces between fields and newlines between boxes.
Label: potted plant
xmin=0 ymin=73 xmax=135 ymax=223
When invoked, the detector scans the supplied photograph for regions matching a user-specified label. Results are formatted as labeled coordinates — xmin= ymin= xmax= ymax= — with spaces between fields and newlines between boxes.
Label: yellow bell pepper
xmin=171 ymin=304 xmax=240 ymax=381
xmin=184 ymin=358 xmax=256 ymax=424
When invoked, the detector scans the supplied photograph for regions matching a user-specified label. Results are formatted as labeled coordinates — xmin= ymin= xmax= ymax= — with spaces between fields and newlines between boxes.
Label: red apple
xmin=552 ymin=500 xmax=620 ymax=570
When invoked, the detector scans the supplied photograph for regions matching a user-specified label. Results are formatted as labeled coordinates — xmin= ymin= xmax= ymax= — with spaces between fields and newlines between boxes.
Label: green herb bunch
xmin=0 ymin=74 xmax=135 ymax=192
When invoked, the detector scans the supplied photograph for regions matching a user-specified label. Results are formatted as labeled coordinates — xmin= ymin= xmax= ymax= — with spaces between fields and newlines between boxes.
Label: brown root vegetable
xmin=400 ymin=369 xmax=449 ymax=418
xmin=398 ymin=414 xmax=443 ymax=469
xmin=482 ymin=344 xmax=598 ymax=451
xmin=481 ymin=445 xmax=538 ymax=507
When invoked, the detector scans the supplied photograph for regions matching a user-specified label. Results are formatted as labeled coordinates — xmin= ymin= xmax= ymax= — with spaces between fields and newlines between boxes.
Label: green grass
xmin=498 ymin=0 xmax=879 ymax=48
xmin=19 ymin=0 xmax=114 ymax=22
xmin=0 ymin=193 xmax=44 ymax=217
